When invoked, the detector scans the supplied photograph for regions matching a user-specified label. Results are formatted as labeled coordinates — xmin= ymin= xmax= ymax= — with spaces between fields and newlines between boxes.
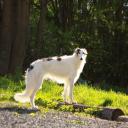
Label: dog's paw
xmin=66 ymin=100 xmax=77 ymax=105
xmin=31 ymin=106 xmax=39 ymax=111
xmin=64 ymin=101 xmax=71 ymax=105
xmin=72 ymin=100 xmax=78 ymax=104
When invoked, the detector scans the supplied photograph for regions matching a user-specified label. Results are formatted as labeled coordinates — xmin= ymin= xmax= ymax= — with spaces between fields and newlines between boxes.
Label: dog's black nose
xmin=80 ymin=58 xmax=83 ymax=60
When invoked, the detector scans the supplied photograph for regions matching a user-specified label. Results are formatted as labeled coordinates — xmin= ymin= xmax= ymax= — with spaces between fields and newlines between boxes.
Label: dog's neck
xmin=72 ymin=53 xmax=85 ymax=62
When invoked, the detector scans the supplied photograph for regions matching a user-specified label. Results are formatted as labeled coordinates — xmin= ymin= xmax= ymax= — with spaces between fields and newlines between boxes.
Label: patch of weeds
xmin=0 ymin=76 xmax=25 ymax=92
xmin=47 ymin=101 xmax=58 ymax=109
xmin=14 ymin=112 xmax=20 ymax=117
xmin=91 ymin=109 xmax=102 ymax=117
xmin=9 ymin=96 xmax=15 ymax=101
xmin=30 ymin=112 xmax=36 ymax=116
xmin=51 ymin=97 xmax=63 ymax=102
xmin=40 ymin=107 xmax=49 ymax=113
xmin=8 ymin=71 xmax=24 ymax=82
xmin=67 ymin=119 xmax=88 ymax=125
xmin=0 ymin=91 xmax=13 ymax=101
xmin=84 ymin=108 xmax=101 ymax=117
xmin=36 ymin=98 xmax=48 ymax=107
xmin=59 ymin=105 xmax=74 ymax=112
xmin=39 ymin=107 xmax=50 ymax=118
xmin=101 ymin=98 xmax=113 ymax=107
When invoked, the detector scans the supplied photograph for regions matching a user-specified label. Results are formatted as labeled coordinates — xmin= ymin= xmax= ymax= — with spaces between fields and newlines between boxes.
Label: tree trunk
xmin=58 ymin=0 xmax=74 ymax=31
xmin=35 ymin=0 xmax=47 ymax=58
xmin=8 ymin=0 xmax=30 ymax=73
xmin=0 ymin=0 xmax=30 ymax=74
xmin=0 ymin=0 xmax=14 ymax=74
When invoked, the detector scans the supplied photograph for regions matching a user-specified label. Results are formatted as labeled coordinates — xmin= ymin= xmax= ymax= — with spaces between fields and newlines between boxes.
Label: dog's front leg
xmin=62 ymin=83 xmax=68 ymax=103
xmin=68 ymin=81 xmax=76 ymax=104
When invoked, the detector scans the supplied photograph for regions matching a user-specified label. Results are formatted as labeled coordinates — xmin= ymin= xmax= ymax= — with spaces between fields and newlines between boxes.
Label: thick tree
xmin=0 ymin=0 xmax=30 ymax=74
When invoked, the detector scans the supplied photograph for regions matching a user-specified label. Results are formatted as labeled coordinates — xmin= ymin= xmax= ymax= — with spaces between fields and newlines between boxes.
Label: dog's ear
xmin=74 ymin=48 xmax=80 ymax=55
xmin=83 ymin=48 xmax=88 ymax=54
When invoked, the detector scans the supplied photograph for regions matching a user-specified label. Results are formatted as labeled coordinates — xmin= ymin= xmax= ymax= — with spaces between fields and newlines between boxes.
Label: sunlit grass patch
xmin=0 ymin=76 xmax=128 ymax=116
xmin=74 ymin=84 xmax=128 ymax=114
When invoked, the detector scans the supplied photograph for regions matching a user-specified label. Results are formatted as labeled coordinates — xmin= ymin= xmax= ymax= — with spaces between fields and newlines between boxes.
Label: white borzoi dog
xmin=14 ymin=48 xmax=88 ymax=109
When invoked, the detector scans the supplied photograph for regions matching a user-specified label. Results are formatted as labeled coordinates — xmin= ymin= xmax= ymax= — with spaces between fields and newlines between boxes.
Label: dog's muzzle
xmin=80 ymin=58 xmax=83 ymax=60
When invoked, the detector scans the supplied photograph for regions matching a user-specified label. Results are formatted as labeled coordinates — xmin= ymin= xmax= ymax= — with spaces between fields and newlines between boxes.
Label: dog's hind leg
xmin=30 ymin=76 xmax=43 ymax=110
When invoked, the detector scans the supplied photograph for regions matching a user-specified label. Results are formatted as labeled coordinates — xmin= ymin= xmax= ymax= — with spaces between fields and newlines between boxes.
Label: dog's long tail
xmin=14 ymin=68 xmax=34 ymax=103
xmin=14 ymin=90 xmax=30 ymax=103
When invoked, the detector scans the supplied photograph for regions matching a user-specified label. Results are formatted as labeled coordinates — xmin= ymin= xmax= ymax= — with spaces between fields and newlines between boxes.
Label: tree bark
xmin=0 ymin=0 xmax=14 ymax=74
xmin=0 ymin=0 xmax=30 ymax=74
xmin=8 ymin=0 xmax=30 ymax=73
xmin=35 ymin=0 xmax=47 ymax=58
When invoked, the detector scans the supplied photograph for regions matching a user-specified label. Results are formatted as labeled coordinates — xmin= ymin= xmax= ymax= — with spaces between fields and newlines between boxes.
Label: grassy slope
xmin=0 ymin=76 xmax=128 ymax=116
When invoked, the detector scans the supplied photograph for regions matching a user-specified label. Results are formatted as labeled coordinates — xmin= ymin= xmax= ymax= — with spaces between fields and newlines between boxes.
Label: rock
xmin=101 ymin=108 xmax=125 ymax=121
xmin=117 ymin=116 xmax=128 ymax=122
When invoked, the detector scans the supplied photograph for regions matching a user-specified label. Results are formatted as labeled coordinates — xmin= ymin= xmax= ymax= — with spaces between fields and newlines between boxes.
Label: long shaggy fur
xmin=14 ymin=48 xmax=88 ymax=109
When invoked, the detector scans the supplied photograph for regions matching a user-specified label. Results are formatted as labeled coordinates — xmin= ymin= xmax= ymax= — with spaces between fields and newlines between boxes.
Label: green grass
xmin=0 ymin=76 xmax=128 ymax=116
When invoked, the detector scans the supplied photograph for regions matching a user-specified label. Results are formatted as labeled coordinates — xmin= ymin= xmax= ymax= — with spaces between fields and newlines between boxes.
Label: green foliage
xmin=72 ymin=0 xmax=128 ymax=86
xmin=0 ymin=76 xmax=25 ymax=92
xmin=24 ymin=0 xmax=128 ymax=86
xmin=0 ymin=76 xmax=25 ymax=101
xmin=42 ymin=22 xmax=77 ymax=56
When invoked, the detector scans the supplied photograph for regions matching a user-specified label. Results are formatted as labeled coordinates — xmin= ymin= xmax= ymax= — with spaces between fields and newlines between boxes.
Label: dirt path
xmin=0 ymin=106 xmax=128 ymax=128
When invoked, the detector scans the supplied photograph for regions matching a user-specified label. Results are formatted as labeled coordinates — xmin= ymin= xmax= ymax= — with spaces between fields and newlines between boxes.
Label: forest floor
xmin=0 ymin=102 xmax=128 ymax=128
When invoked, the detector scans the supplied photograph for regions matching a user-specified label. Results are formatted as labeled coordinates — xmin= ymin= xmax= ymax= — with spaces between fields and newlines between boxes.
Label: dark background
xmin=0 ymin=0 xmax=128 ymax=87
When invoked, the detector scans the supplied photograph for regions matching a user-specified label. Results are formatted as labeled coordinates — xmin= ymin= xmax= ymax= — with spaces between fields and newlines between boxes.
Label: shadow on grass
xmin=0 ymin=107 xmax=39 ymax=114
xmin=100 ymin=99 xmax=113 ymax=107
xmin=92 ymin=82 xmax=128 ymax=94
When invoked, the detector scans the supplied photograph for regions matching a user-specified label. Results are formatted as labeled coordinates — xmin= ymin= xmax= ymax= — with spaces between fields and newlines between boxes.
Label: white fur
xmin=14 ymin=48 xmax=88 ymax=109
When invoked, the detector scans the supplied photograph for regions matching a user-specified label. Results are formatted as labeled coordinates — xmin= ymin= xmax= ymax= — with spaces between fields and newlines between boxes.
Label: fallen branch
xmin=56 ymin=102 xmax=128 ymax=122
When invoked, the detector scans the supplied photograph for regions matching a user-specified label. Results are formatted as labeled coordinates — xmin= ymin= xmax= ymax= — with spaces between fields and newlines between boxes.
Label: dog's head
xmin=74 ymin=48 xmax=88 ymax=60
